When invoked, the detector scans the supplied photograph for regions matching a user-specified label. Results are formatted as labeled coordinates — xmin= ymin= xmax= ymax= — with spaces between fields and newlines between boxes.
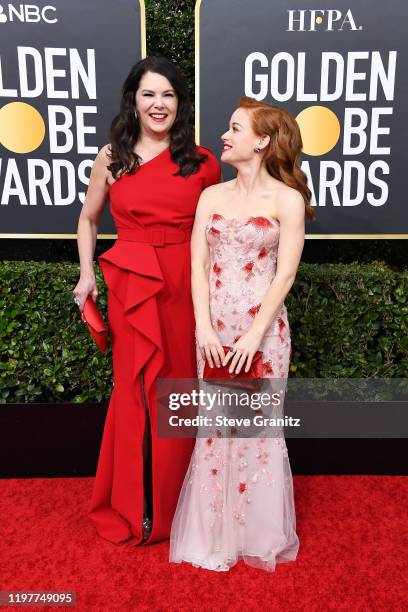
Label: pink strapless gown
xmin=169 ymin=213 xmax=300 ymax=572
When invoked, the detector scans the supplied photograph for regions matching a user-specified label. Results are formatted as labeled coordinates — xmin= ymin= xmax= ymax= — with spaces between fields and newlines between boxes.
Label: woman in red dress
xmin=73 ymin=56 xmax=221 ymax=546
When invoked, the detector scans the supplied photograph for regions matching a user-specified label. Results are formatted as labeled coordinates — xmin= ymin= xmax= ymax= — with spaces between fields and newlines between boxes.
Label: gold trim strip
xmin=1 ymin=234 xmax=407 ymax=239
xmin=195 ymin=0 xmax=202 ymax=144
xmin=140 ymin=0 xmax=147 ymax=58
xmin=0 ymin=234 xmax=118 ymax=239
xmin=306 ymin=234 xmax=408 ymax=239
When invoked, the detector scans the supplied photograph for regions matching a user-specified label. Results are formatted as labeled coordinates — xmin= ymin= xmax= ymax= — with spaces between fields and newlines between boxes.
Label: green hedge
xmin=1 ymin=260 xmax=406 ymax=404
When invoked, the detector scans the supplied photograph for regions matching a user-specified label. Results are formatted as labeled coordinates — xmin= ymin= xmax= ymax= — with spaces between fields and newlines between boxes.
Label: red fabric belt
xmin=116 ymin=226 xmax=192 ymax=247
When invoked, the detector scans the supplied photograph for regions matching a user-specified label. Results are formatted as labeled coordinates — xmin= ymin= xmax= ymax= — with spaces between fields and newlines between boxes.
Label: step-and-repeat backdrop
xmin=0 ymin=0 xmax=145 ymax=237
xmin=196 ymin=0 xmax=407 ymax=237
xmin=1 ymin=1 xmax=406 ymax=238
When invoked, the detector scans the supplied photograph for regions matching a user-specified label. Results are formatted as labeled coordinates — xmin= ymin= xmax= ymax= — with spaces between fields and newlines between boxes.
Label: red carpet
xmin=1 ymin=476 xmax=407 ymax=611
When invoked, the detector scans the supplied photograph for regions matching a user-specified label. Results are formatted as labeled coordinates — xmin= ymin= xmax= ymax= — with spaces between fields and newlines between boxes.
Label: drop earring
xmin=134 ymin=109 xmax=138 ymax=119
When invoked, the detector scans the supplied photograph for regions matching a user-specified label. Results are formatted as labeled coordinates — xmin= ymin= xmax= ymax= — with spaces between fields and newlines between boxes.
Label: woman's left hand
xmin=222 ymin=328 xmax=264 ymax=374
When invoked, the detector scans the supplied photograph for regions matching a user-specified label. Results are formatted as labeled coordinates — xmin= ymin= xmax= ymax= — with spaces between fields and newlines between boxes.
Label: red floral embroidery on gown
xmin=169 ymin=214 xmax=300 ymax=572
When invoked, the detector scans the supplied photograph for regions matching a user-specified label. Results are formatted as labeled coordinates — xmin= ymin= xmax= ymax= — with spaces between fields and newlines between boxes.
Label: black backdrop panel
xmin=0 ymin=0 xmax=144 ymax=235
xmin=197 ymin=0 xmax=408 ymax=236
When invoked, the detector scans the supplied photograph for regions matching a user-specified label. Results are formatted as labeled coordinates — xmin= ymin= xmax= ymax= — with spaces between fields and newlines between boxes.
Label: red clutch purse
xmin=203 ymin=346 xmax=263 ymax=391
xmin=81 ymin=296 xmax=108 ymax=352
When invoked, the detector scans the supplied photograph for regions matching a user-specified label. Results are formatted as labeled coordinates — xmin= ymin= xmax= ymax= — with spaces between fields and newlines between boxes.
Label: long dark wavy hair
xmin=238 ymin=96 xmax=315 ymax=221
xmin=107 ymin=56 xmax=207 ymax=179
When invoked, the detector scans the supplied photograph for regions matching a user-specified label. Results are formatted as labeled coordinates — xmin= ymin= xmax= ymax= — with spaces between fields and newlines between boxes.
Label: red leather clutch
xmin=203 ymin=346 xmax=263 ymax=391
xmin=81 ymin=296 xmax=108 ymax=352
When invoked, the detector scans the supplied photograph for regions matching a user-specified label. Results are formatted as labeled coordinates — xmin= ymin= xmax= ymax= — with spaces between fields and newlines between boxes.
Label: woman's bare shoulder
xmin=202 ymin=178 xmax=235 ymax=196
xmin=94 ymin=144 xmax=126 ymax=187
xmin=91 ymin=144 xmax=111 ymax=172
xmin=96 ymin=143 xmax=112 ymax=163
xmin=275 ymin=184 xmax=304 ymax=205
xmin=274 ymin=184 xmax=305 ymax=224
xmin=196 ymin=180 xmax=232 ymax=219
xmin=200 ymin=180 xmax=221 ymax=198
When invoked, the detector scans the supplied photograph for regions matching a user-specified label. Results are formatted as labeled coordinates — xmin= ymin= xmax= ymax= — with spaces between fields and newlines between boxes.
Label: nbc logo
xmin=0 ymin=4 xmax=57 ymax=23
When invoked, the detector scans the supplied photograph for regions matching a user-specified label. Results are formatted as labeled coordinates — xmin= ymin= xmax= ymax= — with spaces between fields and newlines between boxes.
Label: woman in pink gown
xmin=169 ymin=96 xmax=315 ymax=571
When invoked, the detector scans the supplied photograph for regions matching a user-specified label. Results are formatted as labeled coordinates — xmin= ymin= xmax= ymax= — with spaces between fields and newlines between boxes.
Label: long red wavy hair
xmin=238 ymin=96 xmax=315 ymax=221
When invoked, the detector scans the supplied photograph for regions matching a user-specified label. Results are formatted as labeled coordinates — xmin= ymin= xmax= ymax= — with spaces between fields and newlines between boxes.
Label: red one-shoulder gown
xmin=88 ymin=145 xmax=221 ymax=545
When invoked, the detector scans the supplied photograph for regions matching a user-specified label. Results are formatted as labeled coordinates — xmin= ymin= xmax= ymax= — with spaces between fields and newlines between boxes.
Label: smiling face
xmin=221 ymin=107 xmax=269 ymax=164
xmin=135 ymin=71 xmax=178 ymax=136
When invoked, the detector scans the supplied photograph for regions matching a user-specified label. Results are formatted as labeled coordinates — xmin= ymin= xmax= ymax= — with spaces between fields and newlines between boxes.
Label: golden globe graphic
xmin=295 ymin=106 xmax=341 ymax=156
xmin=0 ymin=0 xmax=146 ymax=237
xmin=196 ymin=0 xmax=407 ymax=237
xmin=0 ymin=102 xmax=46 ymax=153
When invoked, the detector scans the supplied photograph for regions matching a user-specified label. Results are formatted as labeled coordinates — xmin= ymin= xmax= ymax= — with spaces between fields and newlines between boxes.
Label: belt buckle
xmin=151 ymin=229 xmax=165 ymax=247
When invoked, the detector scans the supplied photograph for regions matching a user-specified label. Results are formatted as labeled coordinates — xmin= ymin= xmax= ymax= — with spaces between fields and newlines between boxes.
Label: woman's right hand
xmin=196 ymin=325 xmax=225 ymax=368
xmin=72 ymin=272 xmax=98 ymax=312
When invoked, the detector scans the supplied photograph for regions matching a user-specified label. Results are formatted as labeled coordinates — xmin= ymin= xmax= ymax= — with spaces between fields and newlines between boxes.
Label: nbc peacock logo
xmin=0 ymin=4 xmax=58 ymax=23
